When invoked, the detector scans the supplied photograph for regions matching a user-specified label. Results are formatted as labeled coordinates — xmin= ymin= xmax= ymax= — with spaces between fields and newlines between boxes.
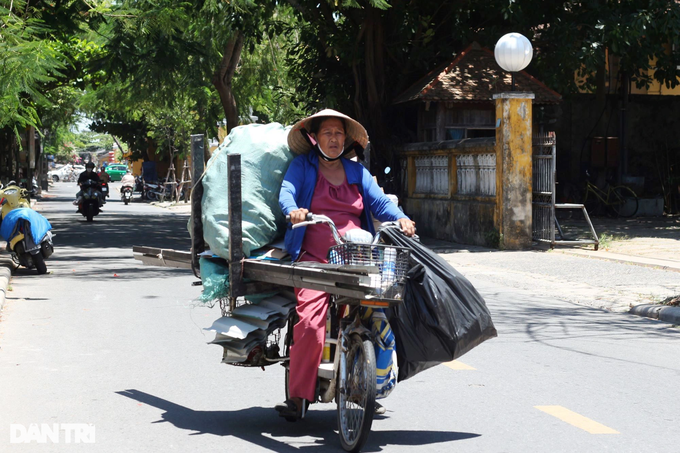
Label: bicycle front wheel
xmin=610 ymin=186 xmax=638 ymax=218
xmin=337 ymin=333 xmax=376 ymax=453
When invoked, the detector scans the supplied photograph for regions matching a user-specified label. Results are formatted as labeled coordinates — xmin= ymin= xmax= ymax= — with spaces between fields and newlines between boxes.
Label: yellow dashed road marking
xmin=444 ymin=360 xmax=476 ymax=370
xmin=535 ymin=406 xmax=619 ymax=434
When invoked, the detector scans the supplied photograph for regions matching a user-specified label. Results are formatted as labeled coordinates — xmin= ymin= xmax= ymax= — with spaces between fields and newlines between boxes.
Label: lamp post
xmin=494 ymin=33 xmax=533 ymax=91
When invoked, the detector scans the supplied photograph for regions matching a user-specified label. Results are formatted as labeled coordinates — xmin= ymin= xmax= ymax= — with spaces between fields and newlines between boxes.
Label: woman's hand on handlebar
xmin=288 ymin=208 xmax=309 ymax=225
xmin=398 ymin=218 xmax=416 ymax=237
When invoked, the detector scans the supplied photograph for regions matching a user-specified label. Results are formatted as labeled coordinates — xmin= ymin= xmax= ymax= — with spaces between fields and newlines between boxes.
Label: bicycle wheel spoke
xmin=340 ymin=340 xmax=366 ymax=443
xmin=338 ymin=333 xmax=376 ymax=451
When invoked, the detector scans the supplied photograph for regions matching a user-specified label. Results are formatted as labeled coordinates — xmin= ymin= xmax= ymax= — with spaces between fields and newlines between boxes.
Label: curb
xmin=0 ymin=254 xmax=13 ymax=314
xmin=545 ymin=247 xmax=680 ymax=274
xmin=629 ymin=304 xmax=680 ymax=325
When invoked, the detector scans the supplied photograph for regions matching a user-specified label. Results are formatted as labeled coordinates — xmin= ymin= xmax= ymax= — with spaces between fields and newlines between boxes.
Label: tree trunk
xmin=111 ymin=135 xmax=126 ymax=159
xmin=212 ymin=31 xmax=245 ymax=134
xmin=357 ymin=8 xmax=389 ymax=168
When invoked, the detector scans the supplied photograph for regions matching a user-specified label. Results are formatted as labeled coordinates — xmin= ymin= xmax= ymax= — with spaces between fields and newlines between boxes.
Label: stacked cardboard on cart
xmin=204 ymin=293 xmax=296 ymax=364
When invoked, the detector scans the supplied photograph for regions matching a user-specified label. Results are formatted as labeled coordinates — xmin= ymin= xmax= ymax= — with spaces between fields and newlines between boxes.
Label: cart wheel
xmin=283 ymin=314 xmax=295 ymax=402
xmin=283 ymin=314 xmax=295 ymax=422
xmin=282 ymin=313 xmax=309 ymax=422
xmin=337 ymin=333 xmax=376 ymax=452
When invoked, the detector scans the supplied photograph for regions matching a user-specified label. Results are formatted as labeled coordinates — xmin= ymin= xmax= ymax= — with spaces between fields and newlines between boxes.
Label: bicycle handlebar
xmin=285 ymin=212 xmax=406 ymax=245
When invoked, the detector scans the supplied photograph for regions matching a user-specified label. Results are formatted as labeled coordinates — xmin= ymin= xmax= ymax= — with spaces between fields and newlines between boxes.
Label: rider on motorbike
xmin=120 ymin=170 xmax=135 ymax=204
xmin=75 ymin=162 xmax=102 ymax=211
xmin=98 ymin=166 xmax=111 ymax=198
xmin=121 ymin=170 xmax=135 ymax=188
xmin=77 ymin=162 xmax=100 ymax=186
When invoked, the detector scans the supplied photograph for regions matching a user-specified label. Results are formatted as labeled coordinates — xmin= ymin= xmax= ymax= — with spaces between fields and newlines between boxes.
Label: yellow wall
xmin=577 ymin=47 xmax=680 ymax=95
xmin=634 ymin=51 xmax=680 ymax=95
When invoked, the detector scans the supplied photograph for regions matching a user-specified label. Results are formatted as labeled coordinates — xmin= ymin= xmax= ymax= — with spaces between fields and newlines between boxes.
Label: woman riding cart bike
xmin=136 ymin=111 xmax=494 ymax=453
xmin=209 ymin=110 xmax=414 ymax=452
xmin=281 ymin=213 xmax=411 ymax=451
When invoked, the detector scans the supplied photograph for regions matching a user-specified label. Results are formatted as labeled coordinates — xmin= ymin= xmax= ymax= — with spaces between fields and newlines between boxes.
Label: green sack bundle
xmin=201 ymin=123 xmax=294 ymax=258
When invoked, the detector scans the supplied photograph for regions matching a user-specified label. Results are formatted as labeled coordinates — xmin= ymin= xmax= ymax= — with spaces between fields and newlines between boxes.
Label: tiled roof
xmin=393 ymin=42 xmax=561 ymax=105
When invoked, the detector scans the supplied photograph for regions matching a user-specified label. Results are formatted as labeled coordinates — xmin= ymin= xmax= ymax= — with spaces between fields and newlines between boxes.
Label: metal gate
xmin=532 ymin=132 xmax=599 ymax=249
xmin=532 ymin=132 xmax=556 ymax=243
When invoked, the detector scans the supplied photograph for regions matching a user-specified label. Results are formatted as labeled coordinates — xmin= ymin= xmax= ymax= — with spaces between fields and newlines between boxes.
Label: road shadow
xmin=47 ymin=213 xmax=191 ymax=251
xmin=116 ymin=389 xmax=479 ymax=452
xmin=34 ymin=189 xmax=191 ymax=251
xmin=555 ymin=215 xmax=680 ymax=241
xmin=485 ymin=290 xmax=680 ymax=369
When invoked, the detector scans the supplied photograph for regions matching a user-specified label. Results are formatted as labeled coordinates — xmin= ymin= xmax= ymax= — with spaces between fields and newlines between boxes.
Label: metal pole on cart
xmin=227 ymin=154 xmax=245 ymax=311
xmin=190 ymin=135 xmax=206 ymax=278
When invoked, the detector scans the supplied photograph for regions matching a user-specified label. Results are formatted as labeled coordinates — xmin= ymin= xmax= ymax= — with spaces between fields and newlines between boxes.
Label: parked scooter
xmin=134 ymin=175 xmax=144 ymax=193
xmin=143 ymin=180 xmax=163 ymax=201
xmin=0 ymin=182 xmax=53 ymax=274
xmin=28 ymin=176 xmax=39 ymax=199
xmin=76 ymin=179 xmax=103 ymax=222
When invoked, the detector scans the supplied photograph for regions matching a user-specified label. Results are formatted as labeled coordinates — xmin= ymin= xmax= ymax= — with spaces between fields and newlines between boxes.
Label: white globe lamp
xmin=494 ymin=33 xmax=533 ymax=91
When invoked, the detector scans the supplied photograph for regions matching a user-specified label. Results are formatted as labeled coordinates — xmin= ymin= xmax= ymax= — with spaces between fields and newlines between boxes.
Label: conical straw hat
xmin=287 ymin=109 xmax=368 ymax=156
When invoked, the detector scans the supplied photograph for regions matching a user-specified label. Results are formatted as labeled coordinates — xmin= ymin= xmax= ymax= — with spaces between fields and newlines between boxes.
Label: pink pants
xmin=288 ymin=286 xmax=330 ymax=401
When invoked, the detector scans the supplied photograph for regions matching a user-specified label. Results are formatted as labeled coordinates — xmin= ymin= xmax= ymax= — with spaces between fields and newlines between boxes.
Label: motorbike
xmin=121 ymin=185 xmax=134 ymax=205
xmin=143 ymin=180 xmax=163 ymax=201
xmin=101 ymin=182 xmax=110 ymax=201
xmin=0 ymin=183 xmax=53 ymax=274
xmin=28 ymin=176 xmax=39 ymax=199
xmin=134 ymin=175 xmax=144 ymax=193
xmin=77 ymin=179 xmax=103 ymax=222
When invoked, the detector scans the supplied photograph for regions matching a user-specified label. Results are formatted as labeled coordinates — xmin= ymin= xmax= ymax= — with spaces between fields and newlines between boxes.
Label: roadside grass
xmin=597 ymin=233 xmax=630 ymax=250
xmin=660 ymin=295 xmax=680 ymax=306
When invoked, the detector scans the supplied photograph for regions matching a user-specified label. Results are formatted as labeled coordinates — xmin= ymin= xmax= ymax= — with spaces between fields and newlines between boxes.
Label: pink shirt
xmin=300 ymin=171 xmax=363 ymax=262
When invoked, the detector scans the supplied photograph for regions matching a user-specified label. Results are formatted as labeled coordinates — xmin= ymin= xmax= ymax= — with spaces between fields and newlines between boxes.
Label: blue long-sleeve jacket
xmin=279 ymin=151 xmax=407 ymax=261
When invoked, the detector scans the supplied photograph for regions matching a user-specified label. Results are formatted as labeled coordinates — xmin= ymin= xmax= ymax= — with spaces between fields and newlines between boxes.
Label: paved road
xmin=1 ymin=183 xmax=680 ymax=452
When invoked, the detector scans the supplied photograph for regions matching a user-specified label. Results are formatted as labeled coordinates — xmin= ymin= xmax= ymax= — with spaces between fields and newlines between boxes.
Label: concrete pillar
xmin=493 ymin=92 xmax=534 ymax=249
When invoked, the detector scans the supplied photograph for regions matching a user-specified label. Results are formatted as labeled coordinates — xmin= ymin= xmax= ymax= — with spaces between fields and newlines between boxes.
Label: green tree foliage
xmin=6 ymin=0 xmax=680 ymax=168
xmin=493 ymin=0 xmax=680 ymax=92
xmin=0 ymin=1 xmax=66 ymax=135
xmin=0 ymin=0 xmax=110 ymax=181
xmin=80 ymin=0 xmax=306 ymax=164
xmin=44 ymin=127 xmax=113 ymax=163
xmin=274 ymin=0 xmax=680 ymax=163
xmin=279 ymin=1 xmax=489 ymax=163
xmin=98 ymin=0 xmax=302 ymax=134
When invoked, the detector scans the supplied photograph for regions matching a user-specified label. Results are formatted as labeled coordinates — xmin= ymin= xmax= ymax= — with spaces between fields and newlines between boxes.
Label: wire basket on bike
xmin=327 ymin=243 xmax=410 ymax=302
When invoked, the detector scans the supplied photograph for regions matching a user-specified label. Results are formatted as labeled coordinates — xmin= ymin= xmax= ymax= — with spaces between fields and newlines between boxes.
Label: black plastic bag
xmin=382 ymin=229 xmax=497 ymax=382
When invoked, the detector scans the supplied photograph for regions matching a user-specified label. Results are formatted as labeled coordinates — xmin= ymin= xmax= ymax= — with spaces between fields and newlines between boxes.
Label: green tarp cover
xmin=201 ymin=122 xmax=294 ymax=259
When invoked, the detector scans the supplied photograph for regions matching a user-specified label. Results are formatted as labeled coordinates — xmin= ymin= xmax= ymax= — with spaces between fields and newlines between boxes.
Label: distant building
xmin=393 ymin=42 xmax=561 ymax=143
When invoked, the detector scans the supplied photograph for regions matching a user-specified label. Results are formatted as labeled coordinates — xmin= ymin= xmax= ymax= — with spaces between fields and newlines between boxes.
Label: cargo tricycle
xmin=134 ymin=143 xmax=410 ymax=453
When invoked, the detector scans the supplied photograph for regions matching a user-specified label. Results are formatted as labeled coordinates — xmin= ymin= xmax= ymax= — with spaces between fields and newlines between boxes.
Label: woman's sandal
xmin=275 ymin=399 xmax=302 ymax=422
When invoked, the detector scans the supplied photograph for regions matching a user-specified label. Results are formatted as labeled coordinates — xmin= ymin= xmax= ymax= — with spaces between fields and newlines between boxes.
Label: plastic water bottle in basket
xmin=382 ymin=247 xmax=397 ymax=293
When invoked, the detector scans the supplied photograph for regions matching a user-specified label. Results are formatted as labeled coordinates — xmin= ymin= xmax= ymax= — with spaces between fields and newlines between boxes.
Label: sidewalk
xmin=547 ymin=215 xmax=680 ymax=324
xmin=424 ymin=215 xmax=680 ymax=325
xmin=549 ymin=215 xmax=680 ymax=271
